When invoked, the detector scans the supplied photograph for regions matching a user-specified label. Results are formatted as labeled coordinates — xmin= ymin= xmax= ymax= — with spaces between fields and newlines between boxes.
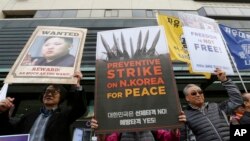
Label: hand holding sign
xmin=214 ymin=68 xmax=227 ymax=82
xmin=0 ymin=97 xmax=15 ymax=112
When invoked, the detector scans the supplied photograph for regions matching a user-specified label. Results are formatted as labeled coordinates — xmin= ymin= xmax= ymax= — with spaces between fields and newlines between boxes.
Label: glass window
xmin=48 ymin=10 xmax=63 ymax=18
xmin=77 ymin=10 xmax=91 ymax=18
xmin=132 ymin=10 xmax=146 ymax=17
xmin=105 ymin=10 xmax=118 ymax=17
xmin=34 ymin=11 xmax=50 ymax=18
xmin=90 ymin=10 xmax=105 ymax=17
xmin=62 ymin=10 xmax=77 ymax=18
xmin=119 ymin=10 xmax=132 ymax=17
xmin=146 ymin=10 xmax=154 ymax=17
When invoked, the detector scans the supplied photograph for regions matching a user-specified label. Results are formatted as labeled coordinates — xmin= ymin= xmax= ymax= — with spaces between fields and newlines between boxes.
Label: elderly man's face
xmin=43 ymin=85 xmax=61 ymax=108
xmin=185 ymin=85 xmax=205 ymax=108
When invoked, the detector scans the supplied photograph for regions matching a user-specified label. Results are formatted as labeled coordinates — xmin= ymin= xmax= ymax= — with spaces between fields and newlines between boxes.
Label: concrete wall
xmin=1 ymin=0 xmax=250 ymax=11
xmin=0 ymin=0 xmax=9 ymax=18
xmin=0 ymin=0 xmax=250 ymax=19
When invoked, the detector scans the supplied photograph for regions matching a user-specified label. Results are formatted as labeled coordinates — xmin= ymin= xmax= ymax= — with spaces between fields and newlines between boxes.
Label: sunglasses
xmin=44 ymin=89 xmax=60 ymax=95
xmin=190 ymin=90 xmax=203 ymax=96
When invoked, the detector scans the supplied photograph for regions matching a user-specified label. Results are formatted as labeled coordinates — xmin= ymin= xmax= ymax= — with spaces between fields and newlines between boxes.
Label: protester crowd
xmin=1 ymin=66 xmax=248 ymax=141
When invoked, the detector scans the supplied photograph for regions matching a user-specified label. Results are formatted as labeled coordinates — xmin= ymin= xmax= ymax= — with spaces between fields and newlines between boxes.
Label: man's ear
xmin=185 ymin=96 xmax=190 ymax=102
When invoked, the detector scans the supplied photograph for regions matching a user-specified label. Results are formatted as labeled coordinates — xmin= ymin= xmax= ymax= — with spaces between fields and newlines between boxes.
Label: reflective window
xmin=132 ymin=10 xmax=146 ymax=17
xmin=77 ymin=10 xmax=91 ymax=18
xmin=34 ymin=11 xmax=50 ymax=18
xmin=48 ymin=10 xmax=63 ymax=18
xmin=91 ymin=10 xmax=105 ymax=17
xmin=119 ymin=10 xmax=132 ymax=17
xmin=105 ymin=10 xmax=118 ymax=17
xmin=62 ymin=10 xmax=77 ymax=18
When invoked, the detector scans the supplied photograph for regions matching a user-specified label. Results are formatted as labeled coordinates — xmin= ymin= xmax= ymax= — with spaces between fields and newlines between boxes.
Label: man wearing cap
xmin=12 ymin=71 xmax=87 ymax=141
xmin=182 ymin=68 xmax=243 ymax=141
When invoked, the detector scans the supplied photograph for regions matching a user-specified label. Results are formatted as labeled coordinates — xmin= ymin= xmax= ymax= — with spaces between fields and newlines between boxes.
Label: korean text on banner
xmin=157 ymin=14 xmax=211 ymax=79
xmin=219 ymin=24 xmax=250 ymax=70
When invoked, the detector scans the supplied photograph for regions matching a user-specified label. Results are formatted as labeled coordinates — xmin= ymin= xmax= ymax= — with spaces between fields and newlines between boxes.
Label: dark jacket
xmin=183 ymin=79 xmax=243 ymax=141
xmin=240 ymin=111 xmax=250 ymax=124
xmin=0 ymin=111 xmax=13 ymax=135
xmin=15 ymin=89 xmax=87 ymax=141
xmin=35 ymin=54 xmax=75 ymax=67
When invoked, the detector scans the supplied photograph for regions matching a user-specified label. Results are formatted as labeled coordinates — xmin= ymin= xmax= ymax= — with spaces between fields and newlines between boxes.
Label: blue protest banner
xmin=219 ymin=24 xmax=250 ymax=70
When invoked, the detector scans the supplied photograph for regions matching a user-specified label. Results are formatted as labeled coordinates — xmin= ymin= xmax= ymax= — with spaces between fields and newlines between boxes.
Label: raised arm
xmin=215 ymin=68 xmax=243 ymax=114
xmin=67 ymin=71 xmax=87 ymax=123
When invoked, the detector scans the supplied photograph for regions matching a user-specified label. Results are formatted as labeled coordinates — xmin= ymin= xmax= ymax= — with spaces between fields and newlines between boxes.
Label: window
xmin=198 ymin=7 xmax=250 ymax=19
xmin=90 ymin=10 xmax=105 ymax=18
xmin=77 ymin=10 xmax=91 ymax=18
xmin=105 ymin=10 xmax=118 ymax=17
xmin=132 ymin=10 xmax=146 ymax=17
xmin=3 ymin=10 xmax=35 ymax=19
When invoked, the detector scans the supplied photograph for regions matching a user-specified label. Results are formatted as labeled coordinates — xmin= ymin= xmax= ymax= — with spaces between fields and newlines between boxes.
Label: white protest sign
xmin=179 ymin=12 xmax=234 ymax=74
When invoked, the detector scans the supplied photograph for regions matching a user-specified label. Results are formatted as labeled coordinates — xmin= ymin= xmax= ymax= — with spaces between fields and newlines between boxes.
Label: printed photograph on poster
xmin=95 ymin=26 xmax=182 ymax=133
xmin=96 ymin=27 xmax=168 ymax=60
xmin=21 ymin=36 xmax=79 ymax=67
xmin=4 ymin=26 xmax=87 ymax=84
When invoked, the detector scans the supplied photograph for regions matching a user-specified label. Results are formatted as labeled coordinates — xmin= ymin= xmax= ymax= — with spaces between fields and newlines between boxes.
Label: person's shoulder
xmin=65 ymin=54 xmax=75 ymax=59
xmin=34 ymin=57 xmax=46 ymax=65
xmin=56 ymin=54 xmax=75 ymax=67
xmin=62 ymin=54 xmax=75 ymax=62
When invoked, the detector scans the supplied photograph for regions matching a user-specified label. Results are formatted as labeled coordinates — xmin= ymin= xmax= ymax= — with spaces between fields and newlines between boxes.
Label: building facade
xmin=0 ymin=0 xmax=250 ymax=134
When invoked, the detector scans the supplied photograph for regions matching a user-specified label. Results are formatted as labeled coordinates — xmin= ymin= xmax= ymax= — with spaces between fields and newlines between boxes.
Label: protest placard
xmin=5 ymin=26 xmax=87 ymax=84
xmin=95 ymin=26 xmax=182 ymax=133
xmin=179 ymin=13 xmax=234 ymax=74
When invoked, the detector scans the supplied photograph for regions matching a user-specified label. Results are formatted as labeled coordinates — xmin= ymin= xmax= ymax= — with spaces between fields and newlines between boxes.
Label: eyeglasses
xmin=190 ymin=90 xmax=203 ymax=96
xmin=44 ymin=89 xmax=60 ymax=95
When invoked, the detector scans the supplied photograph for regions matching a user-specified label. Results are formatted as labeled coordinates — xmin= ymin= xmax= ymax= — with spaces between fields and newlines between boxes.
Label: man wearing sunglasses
xmin=182 ymin=68 xmax=243 ymax=141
